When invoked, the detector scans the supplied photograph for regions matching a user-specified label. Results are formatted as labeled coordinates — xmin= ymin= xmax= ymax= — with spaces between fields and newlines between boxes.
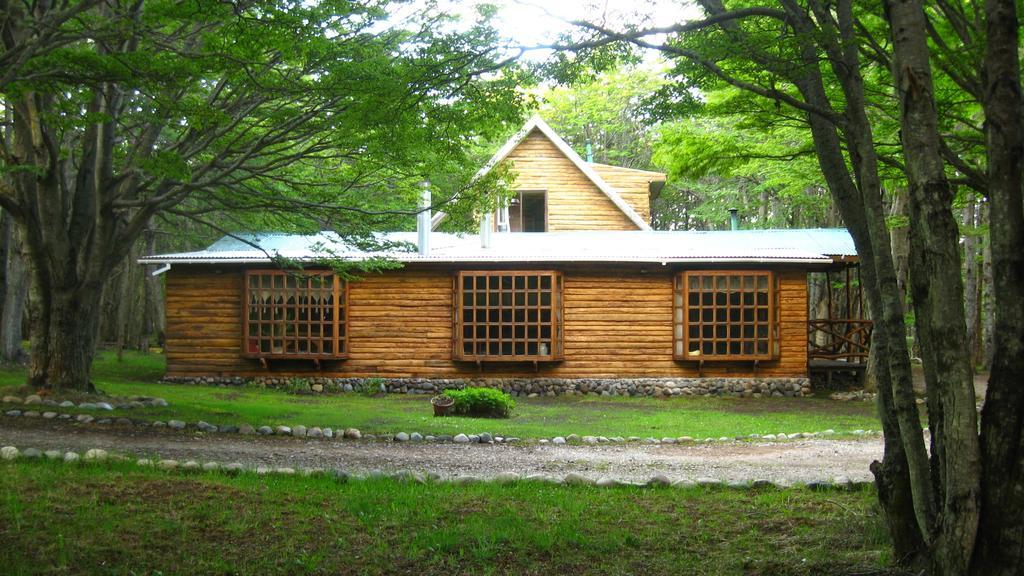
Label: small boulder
xmin=44 ymin=450 xmax=62 ymax=460
xmin=1 ymin=446 xmax=20 ymax=460
xmin=181 ymin=461 xmax=201 ymax=471
xmin=552 ymin=437 xmax=566 ymax=445
xmin=322 ymin=427 xmax=333 ymax=439
xmin=2 ymin=395 xmax=22 ymax=404
xmin=307 ymin=427 xmax=323 ymax=439
xmin=95 ymin=402 xmax=114 ymax=411
xmin=343 ymin=428 xmax=361 ymax=439
xmin=596 ymin=477 xmax=620 ymax=488
xmin=274 ymin=467 xmax=296 ymax=475
xmin=394 ymin=432 xmax=409 ymax=442
xmin=156 ymin=459 xmax=179 ymax=470
xmin=582 ymin=436 xmax=598 ymax=444
xmin=647 ymin=475 xmax=672 ymax=487
xmin=410 ymin=432 xmax=423 ymax=441
xmin=223 ymin=463 xmax=245 ymax=475
xmin=58 ymin=400 xmax=75 ymax=408
xmin=274 ymin=425 xmax=291 ymax=435
xmin=202 ymin=462 xmax=220 ymax=472
xmin=75 ymin=414 xmax=94 ymax=424
xmin=563 ymin=473 xmax=593 ymax=485
xmin=257 ymin=426 xmax=273 ymax=435
xmin=24 ymin=395 xmax=42 ymax=405
xmin=196 ymin=421 xmax=218 ymax=433
xmin=292 ymin=425 xmax=307 ymax=437
xmin=84 ymin=449 xmax=109 ymax=462
xmin=493 ymin=472 xmax=519 ymax=484
xmin=478 ymin=432 xmax=493 ymax=443
xmin=63 ymin=451 xmax=81 ymax=463
xmin=4 ymin=409 xmax=22 ymax=417
xmin=218 ymin=424 xmax=239 ymax=434
xmin=238 ymin=424 xmax=256 ymax=435
xmin=453 ymin=434 xmax=470 ymax=443
xmin=167 ymin=420 xmax=186 ymax=430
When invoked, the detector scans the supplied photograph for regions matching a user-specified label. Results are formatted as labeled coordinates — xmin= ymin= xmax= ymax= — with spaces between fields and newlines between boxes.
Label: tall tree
xmin=558 ymin=1 xmax=1023 ymax=573
xmin=0 ymin=0 xmax=527 ymax=390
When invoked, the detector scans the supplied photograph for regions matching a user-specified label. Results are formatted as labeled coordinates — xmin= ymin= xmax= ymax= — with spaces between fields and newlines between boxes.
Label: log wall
xmin=165 ymin=264 xmax=809 ymax=379
xmin=503 ymin=130 xmax=641 ymax=230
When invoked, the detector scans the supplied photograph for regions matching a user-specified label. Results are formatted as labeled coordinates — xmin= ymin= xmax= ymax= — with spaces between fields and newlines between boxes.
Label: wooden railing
xmin=808 ymin=319 xmax=873 ymax=363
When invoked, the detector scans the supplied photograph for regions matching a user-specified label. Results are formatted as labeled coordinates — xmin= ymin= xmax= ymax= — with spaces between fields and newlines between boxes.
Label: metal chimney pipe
xmin=417 ymin=181 xmax=431 ymax=256
xmin=480 ymin=212 xmax=492 ymax=249
xmin=728 ymin=208 xmax=739 ymax=231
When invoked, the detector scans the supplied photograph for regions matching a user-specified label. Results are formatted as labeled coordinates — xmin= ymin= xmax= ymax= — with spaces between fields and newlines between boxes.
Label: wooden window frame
xmin=243 ymin=270 xmax=348 ymax=360
xmin=674 ymin=270 xmax=779 ymax=362
xmin=507 ymin=190 xmax=548 ymax=232
xmin=452 ymin=270 xmax=564 ymax=362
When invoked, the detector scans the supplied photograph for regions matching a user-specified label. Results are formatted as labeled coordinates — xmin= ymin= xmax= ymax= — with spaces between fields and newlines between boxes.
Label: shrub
xmin=443 ymin=387 xmax=515 ymax=418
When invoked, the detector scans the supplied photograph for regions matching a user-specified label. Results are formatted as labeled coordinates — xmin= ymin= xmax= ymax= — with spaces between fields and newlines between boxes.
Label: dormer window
xmin=503 ymin=191 xmax=547 ymax=232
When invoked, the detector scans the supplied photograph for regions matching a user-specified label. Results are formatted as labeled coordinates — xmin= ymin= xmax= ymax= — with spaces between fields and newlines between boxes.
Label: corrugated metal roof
xmin=139 ymin=229 xmax=856 ymax=265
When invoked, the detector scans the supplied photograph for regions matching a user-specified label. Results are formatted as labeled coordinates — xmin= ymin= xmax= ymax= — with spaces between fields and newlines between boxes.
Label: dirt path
xmin=0 ymin=419 xmax=884 ymax=484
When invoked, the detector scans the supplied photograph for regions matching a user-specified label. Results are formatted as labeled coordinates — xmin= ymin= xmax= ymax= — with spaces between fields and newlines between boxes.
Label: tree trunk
xmin=1 ymin=220 xmax=28 ymax=363
xmin=974 ymin=0 xmax=1024 ymax=572
xmin=963 ymin=199 xmax=982 ymax=367
xmin=885 ymin=1 xmax=982 ymax=574
xmin=142 ymin=223 xmax=165 ymax=348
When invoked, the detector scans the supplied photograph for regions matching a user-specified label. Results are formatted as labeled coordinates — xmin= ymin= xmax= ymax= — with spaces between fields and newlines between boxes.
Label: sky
xmin=403 ymin=0 xmax=702 ymax=62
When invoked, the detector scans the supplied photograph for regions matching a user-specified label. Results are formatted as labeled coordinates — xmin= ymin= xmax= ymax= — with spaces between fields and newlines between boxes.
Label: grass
xmin=0 ymin=458 xmax=894 ymax=576
xmin=0 ymin=350 xmax=882 ymax=439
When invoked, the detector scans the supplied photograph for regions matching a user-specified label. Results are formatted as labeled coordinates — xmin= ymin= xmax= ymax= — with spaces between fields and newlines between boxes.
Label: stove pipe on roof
xmin=728 ymin=208 xmax=740 ymax=231
xmin=417 ymin=181 xmax=431 ymax=256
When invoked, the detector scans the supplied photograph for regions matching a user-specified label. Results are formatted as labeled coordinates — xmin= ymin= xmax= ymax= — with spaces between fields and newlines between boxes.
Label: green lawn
xmin=0 ymin=459 xmax=893 ymax=576
xmin=0 ymin=351 xmax=882 ymax=439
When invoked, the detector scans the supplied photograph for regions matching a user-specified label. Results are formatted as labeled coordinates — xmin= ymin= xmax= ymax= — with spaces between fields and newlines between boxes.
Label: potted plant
xmin=431 ymin=394 xmax=454 ymax=417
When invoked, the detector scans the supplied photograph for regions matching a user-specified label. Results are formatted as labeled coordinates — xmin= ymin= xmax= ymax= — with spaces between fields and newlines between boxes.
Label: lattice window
xmin=674 ymin=271 xmax=777 ymax=361
xmin=453 ymin=271 xmax=563 ymax=361
xmin=244 ymin=270 xmax=347 ymax=359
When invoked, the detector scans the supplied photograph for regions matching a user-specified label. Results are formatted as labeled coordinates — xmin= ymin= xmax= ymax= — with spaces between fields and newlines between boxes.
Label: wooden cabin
xmin=143 ymin=117 xmax=868 ymax=388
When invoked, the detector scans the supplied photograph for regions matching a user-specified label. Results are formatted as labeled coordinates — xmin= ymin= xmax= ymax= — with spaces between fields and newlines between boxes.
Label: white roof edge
xmin=431 ymin=115 xmax=652 ymax=231
xmin=138 ymin=256 xmax=833 ymax=265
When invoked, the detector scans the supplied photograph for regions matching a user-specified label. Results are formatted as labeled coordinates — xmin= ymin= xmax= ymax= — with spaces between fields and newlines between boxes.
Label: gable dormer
xmin=432 ymin=116 xmax=665 ymax=232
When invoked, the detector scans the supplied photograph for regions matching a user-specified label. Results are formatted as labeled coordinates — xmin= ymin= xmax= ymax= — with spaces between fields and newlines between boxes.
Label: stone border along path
xmin=1 ymin=394 xmax=169 ymax=411
xmin=0 ymin=444 xmax=876 ymax=492
xmin=1 ymin=408 xmax=883 ymax=445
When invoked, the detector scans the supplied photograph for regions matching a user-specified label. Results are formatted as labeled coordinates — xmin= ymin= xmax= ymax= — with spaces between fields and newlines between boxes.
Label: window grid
xmin=243 ymin=270 xmax=347 ymax=359
xmin=453 ymin=271 xmax=563 ymax=361
xmin=674 ymin=271 xmax=777 ymax=361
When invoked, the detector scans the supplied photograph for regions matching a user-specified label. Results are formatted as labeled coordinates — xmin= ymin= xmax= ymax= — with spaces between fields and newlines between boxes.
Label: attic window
xmin=243 ymin=270 xmax=347 ymax=359
xmin=508 ymin=191 xmax=547 ymax=232
xmin=674 ymin=271 xmax=778 ymax=361
xmin=453 ymin=271 xmax=563 ymax=361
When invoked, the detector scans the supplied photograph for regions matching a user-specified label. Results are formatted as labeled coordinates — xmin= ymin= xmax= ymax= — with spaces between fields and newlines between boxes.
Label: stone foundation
xmin=162 ymin=376 xmax=813 ymax=398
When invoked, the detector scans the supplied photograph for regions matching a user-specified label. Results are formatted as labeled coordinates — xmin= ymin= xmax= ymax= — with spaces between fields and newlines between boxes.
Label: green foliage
xmin=443 ymin=387 xmax=515 ymax=418
xmin=541 ymin=66 xmax=668 ymax=169
xmin=355 ymin=377 xmax=386 ymax=397
xmin=282 ymin=378 xmax=312 ymax=395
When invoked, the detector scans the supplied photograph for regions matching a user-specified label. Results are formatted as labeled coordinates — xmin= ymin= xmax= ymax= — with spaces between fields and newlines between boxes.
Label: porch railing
xmin=808 ymin=319 xmax=873 ymax=363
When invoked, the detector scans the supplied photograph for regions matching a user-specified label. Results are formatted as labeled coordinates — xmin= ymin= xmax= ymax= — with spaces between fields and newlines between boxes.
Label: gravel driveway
xmin=0 ymin=419 xmax=883 ymax=484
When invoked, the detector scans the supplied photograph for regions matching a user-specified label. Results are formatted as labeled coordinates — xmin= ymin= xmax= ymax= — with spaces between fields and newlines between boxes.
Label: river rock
xmin=552 ymin=436 xmax=566 ymax=445
xmin=453 ymin=433 xmax=470 ymax=443
xmin=343 ymin=428 xmax=361 ymax=439
xmin=167 ymin=420 xmax=186 ymax=430
xmin=394 ymin=432 xmax=409 ymax=442
xmin=307 ymin=427 xmax=323 ymax=438
xmin=24 ymin=395 xmax=42 ymax=405
xmin=292 ymin=425 xmax=307 ymax=437
xmin=84 ymin=449 xmax=109 ymax=461
xmin=239 ymin=424 xmax=256 ymax=435
xmin=1 ymin=446 xmax=19 ymax=460
xmin=63 ymin=451 xmax=81 ymax=463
